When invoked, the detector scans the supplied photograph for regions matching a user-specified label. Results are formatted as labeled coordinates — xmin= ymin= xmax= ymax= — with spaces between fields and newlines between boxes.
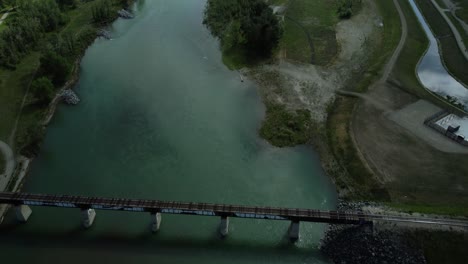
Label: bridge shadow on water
xmin=0 ymin=219 xmax=328 ymax=263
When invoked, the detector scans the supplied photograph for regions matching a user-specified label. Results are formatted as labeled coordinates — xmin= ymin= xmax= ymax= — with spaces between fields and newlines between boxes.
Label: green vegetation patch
xmin=448 ymin=12 xmax=468 ymax=49
xmin=0 ymin=53 xmax=40 ymax=141
xmin=260 ymin=103 xmax=313 ymax=147
xmin=0 ymin=0 xmax=129 ymax=154
xmin=454 ymin=0 xmax=468 ymax=22
xmin=280 ymin=0 xmax=340 ymax=65
xmin=204 ymin=0 xmax=281 ymax=69
xmin=392 ymin=0 xmax=428 ymax=98
xmin=387 ymin=203 xmax=468 ymax=217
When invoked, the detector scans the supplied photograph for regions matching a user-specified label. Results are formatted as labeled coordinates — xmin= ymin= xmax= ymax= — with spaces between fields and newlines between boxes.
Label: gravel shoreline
xmin=320 ymin=201 xmax=427 ymax=264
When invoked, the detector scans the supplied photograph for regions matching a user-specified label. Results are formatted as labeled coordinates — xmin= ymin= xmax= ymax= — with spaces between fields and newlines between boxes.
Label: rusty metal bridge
xmin=1 ymin=192 xmax=467 ymax=240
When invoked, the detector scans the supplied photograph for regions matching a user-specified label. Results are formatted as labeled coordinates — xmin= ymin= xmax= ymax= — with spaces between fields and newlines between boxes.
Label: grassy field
xmin=454 ymin=0 xmax=468 ymax=22
xmin=0 ymin=53 xmax=40 ymax=142
xmin=387 ymin=202 xmax=468 ymax=217
xmin=448 ymin=12 xmax=468 ymax=47
xmin=391 ymin=0 xmax=428 ymax=98
xmin=280 ymin=0 xmax=343 ymax=65
xmin=326 ymin=0 xmax=401 ymax=200
xmin=415 ymin=0 xmax=468 ymax=86
xmin=408 ymin=230 xmax=468 ymax=264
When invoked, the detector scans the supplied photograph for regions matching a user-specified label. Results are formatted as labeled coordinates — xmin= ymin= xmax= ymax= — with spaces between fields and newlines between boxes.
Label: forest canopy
xmin=203 ymin=0 xmax=282 ymax=61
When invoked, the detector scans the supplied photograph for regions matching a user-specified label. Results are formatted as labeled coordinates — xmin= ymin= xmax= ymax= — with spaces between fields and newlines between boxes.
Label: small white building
xmin=436 ymin=114 xmax=468 ymax=142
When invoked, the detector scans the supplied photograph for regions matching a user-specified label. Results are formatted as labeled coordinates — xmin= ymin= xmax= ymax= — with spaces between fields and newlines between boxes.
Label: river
xmin=0 ymin=1 xmax=337 ymax=263
xmin=409 ymin=0 xmax=468 ymax=109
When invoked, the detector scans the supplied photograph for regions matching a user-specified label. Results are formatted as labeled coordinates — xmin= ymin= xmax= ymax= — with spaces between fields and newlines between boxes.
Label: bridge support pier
xmin=150 ymin=212 xmax=162 ymax=232
xmin=288 ymin=221 xmax=300 ymax=242
xmin=219 ymin=216 xmax=229 ymax=237
xmin=15 ymin=205 xmax=32 ymax=222
xmin=81 ymin=208 xmax=96 ymax=228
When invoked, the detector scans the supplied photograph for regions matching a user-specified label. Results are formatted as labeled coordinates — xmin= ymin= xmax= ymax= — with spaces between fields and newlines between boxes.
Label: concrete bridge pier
xmin=15 ymin=205 xmax=32 ymax=222
xmin=81 ymin=208 xmax=96 ymax=228
xmin=150 ymin=212 xmax=162 ymax=232
xmin=288 ymin=221 xmax=300 ymax=242
xmin=219 ymin=216 xmax=229 ymax=237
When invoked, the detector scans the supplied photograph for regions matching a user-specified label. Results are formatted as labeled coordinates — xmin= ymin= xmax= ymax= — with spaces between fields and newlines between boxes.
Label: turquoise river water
xmin=0 ymin=1 xmax=337 ymax=263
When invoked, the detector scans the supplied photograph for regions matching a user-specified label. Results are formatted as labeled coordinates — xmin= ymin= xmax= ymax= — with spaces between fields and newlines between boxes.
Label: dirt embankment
xmin=246 ymin=1 xmax=383 ymax=198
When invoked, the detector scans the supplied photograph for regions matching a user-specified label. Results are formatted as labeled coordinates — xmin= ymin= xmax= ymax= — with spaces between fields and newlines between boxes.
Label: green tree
xmin=92 ymin=0 xmax=112 ymax=24
xmin=39 ymin=50 xmax=71 ymax=86
xmin=31 ymin=77 xmax=55 ymax=103
xmin=203 ymin=0 xmax=282 ymax=58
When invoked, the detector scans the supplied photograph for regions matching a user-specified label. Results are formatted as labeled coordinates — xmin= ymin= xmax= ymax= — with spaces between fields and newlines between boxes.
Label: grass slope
xmin=280 ymin=0 xmax=341 ymax=65
xmin=327 ymin=0 xmax=401 ymax=200
xmin=415 ymin=0 xmax=468 ymax=86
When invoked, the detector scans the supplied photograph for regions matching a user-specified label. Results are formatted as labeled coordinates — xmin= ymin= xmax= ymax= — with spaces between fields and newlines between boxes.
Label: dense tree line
xmin=0 ymin=0 xmax=15 ymax=9
xmin=92 ymin=0 xmax=113 ymax=23
xmin=0 ymin=0 xmax=66 ymax=68
xmin=203 ymin=0 xmax=282 ymax=58
xmin=336 ymin=0 xmax=362 ymax=19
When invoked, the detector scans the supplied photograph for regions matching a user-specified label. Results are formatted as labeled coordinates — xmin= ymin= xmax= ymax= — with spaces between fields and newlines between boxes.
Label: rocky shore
xmin=320 ymin=201 xmax=427 ymax=264
xmin=118 ymin=9 xmax=134 ymax=19
xmin=321 ymin=225 xmax=426 ymax=264
xmin=60 ymin=89 xmax=80 ymax=105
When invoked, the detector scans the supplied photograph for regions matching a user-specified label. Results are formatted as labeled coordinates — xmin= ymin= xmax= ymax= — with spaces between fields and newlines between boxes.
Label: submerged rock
xmin=60 ymin=89 xmax=80 ymax=105
xmin=97 ymin=29 xmax=111 ymax=40
xmin=118 ymin=9 xmax=134 ymax=19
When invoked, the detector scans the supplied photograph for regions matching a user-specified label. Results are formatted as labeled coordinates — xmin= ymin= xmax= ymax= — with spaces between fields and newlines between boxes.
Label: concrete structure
xmin=81 ymin=208 xmax=96 ymax=228
xmin=2 ymin=192 xmax=468 ymax=239
xmin=15 ymin=205 xmax=32 ymax=222
xmin=288 ymin=221 xmax=300 ymax=241
xmin=436 ymin=114 xmax=468 ymax=142
xmin=219 ymin=216 xmax=229 ymax=237
xmin=150 ymin=212 xmax=161 ymax=232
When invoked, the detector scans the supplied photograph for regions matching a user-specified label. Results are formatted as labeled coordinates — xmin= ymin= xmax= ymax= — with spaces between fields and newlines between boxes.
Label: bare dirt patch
xmin=248 ymin=0 xmax=382 ymax=123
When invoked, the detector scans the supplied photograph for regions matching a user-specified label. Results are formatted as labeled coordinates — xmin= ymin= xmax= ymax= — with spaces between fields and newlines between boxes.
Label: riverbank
xmin=0 ymin=0 xmax=133 ymax=219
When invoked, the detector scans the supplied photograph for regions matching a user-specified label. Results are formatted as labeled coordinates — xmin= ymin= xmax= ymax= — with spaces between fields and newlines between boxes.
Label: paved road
xmin=430 ymin=0 xmax=468 ymax=61
xmin=441 ymin=0 xmax=468 ymax=36
xmin=0 ymin=141 xmax=15 ymax=191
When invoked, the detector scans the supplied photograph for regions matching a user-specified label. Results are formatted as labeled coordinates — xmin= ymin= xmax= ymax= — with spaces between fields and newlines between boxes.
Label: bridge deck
xmin=1 ymin=192 xmax=468 ymax=227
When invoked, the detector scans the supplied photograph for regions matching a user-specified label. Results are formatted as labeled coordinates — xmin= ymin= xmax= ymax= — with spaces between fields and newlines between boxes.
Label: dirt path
xmin=380 ymin=0 xmax=408 ymax=84
xmin=337 ymin=90 xmax=392 ymax=112
xmin=0 ymin=140 xmax=14 ymax=190
xmin=0 ymin=11 xmax=9 ymax=25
